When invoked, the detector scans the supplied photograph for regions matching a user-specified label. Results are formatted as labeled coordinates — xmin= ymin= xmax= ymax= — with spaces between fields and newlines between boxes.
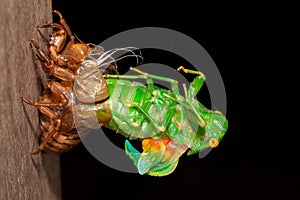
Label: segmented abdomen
xmin=39 ymin=113 xmax=81 ymax=153
xmin=37 ymin=88 xmax=81 ymax=154
xmin=104 ymin=78 xmax=202 ymax=146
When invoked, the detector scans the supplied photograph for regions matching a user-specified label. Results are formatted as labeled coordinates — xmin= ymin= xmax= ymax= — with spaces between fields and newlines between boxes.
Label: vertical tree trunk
xmin=0 ymin=0 xmax=62 ymax=199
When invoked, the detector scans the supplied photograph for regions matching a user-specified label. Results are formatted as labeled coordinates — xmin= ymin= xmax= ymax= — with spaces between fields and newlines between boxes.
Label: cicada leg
xmin=22 ymin=82 xmax=68 ymax=154
xmin=37 ymin=10 xmax=75 ymax=42
xmin=121 ymin=67 xmax=205 ymax=100
xmin=177 ymin=66 xmax=206 ymax=100
xmin=53 ymin=10 xmax=75 ymax=41
xmin=34 ymin=10 xmax=88 ymax=72
xmin=22 ymin=81 xmax=76 ymax=154
xmin=104 ymin=67 xmax=181 ymax=96
xmin=36 ymin=23 xmax=66 ymax=43
xmin=119 ymin=97 xmax=166 ymax=133
xmin=22 ymin=81 xmax=69 ymax=107
xmin=29 ymin=106 xmax=62 ymax=155
xmin=30 ymin=40 xmax=76 ymax=81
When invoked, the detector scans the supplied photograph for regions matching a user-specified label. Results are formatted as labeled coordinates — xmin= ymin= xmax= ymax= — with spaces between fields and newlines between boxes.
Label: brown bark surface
xmin=0 ymin=0 xmax=62 ymax=199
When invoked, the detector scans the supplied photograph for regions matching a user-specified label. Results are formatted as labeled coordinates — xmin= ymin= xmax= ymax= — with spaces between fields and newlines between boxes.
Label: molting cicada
xmin=22 ymin=10 xmax=228 ymax=176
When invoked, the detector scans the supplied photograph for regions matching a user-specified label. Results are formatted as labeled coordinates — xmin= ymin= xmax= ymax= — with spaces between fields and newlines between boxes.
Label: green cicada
xmin=73 ymin=52 xmax=228 ymax=176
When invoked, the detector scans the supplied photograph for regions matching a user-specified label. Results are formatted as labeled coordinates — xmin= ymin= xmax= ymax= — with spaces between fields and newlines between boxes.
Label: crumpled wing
xmin=125 ymin=137 xmax=188 ymax=176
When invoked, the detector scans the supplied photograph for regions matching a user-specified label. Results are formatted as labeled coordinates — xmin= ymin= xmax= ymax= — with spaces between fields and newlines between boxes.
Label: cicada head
xmin=201 ymin=110 xmax=228 ymax=148
xmin=187 ymin=110 xmax=228 ymax=156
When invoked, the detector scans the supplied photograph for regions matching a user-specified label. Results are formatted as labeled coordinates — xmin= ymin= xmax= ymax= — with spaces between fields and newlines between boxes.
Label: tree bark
xmin=0 ymin=0 xmax=61 ymax=199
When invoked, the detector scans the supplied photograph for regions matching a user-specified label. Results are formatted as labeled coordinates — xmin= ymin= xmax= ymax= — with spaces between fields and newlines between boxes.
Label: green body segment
xmin=105 ymin=78 xmax=176 ymax=139
xmin=105 ymin=78 xmax=205 ymax=147
xmin=97 ymin=67 xmax=228 ymax=176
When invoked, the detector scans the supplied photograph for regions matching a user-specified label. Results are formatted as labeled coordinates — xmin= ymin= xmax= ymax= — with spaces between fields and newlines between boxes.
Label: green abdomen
xmin=105 ymin=78 xmax=176 ymax=139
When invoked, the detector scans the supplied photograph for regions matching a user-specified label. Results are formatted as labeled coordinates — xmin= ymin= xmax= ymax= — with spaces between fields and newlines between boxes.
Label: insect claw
xmin=177 ymin=66 xmax=187 ymax=73
xmin=21 ymin=97 xmax=34 ymax=105
xmin=130 ymin=67 xmax=147 ymax=75
xmin=29 ymin=39 xmax=39 ymax=47
xmin=53 ymin=10 xmax=63 ymax=19
xmin=177 ymin=66 xmax=206 ymax=79
xmin=31 ymin=149 xmax=42 ymax=155
xmin=214 ymin=110 xmax=223 ymax=114
xmin=182 ymin=83 xmax=189 ymax=100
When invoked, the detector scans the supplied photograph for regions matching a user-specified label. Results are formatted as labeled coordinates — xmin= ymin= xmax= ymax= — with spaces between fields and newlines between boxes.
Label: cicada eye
xmin=208 ymin=138 xmax=219 ymax=148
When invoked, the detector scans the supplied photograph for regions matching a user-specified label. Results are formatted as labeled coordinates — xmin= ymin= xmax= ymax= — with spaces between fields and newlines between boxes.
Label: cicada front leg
xmin=30 ymin=40 xmax=76 ymax=81
xmin=128 ymin=66 xmax=205 ymax=103
xmin=22 ymin=81 xmax=69 ymax=107
xmin=36 ymin=10 xmax=75 ymax=63
xmin=177 ymin=66 xmax=206 ymax=100
xmin=119 ymin=97 xmax=166 ymax=133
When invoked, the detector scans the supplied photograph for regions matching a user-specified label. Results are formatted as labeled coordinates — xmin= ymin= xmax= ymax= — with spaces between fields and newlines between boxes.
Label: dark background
xmin=52 ymin=0 xmax=299 ymax=199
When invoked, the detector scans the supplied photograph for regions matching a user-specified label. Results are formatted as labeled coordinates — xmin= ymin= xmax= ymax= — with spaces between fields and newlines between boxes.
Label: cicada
xmin=74 ymin=66 xmax=228 ymax=176
xmin=23 ymin=10 xmax=228 ymax=177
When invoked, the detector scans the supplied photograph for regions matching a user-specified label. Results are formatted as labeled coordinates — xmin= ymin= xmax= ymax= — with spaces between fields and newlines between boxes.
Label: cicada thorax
xmin=74 ymin=57 xmax=110 ymax=103
xmin=55 ymin=42 xmax=91 ymax=71
xmin=72 ymin=47 xmax=119 ymax=129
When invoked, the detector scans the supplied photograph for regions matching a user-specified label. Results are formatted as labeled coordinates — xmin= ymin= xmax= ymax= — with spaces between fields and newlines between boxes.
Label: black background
xmin=52 ymin=0 xmax=299 ymax=199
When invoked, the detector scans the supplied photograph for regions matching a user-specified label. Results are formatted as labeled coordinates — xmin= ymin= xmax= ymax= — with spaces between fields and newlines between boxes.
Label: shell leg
xmin=177 ymin=66 xmax=206 ymax=99
xmin=31 ymin=118 xmax=61 ymax=155
xmin=30 ymin=40 xmax=76 ymax=81
xmin=21 ymin=81 xmax=69 ymax=107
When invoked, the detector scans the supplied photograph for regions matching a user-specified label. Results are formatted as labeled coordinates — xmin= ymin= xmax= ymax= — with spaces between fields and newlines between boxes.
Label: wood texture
xmin=0 ymin=0 xmax=62 ymax=199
